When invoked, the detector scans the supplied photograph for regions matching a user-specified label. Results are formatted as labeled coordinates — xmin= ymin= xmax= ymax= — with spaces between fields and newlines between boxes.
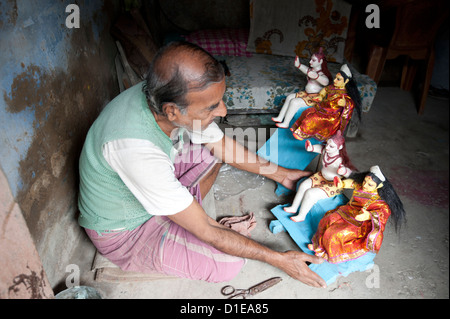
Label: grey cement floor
xmin=74 ymin=86 xmax=449 ymax=299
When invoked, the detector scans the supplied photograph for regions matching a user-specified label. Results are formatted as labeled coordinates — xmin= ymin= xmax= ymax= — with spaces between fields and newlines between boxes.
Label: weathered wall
xmin=1 ymin=167 xmax=54 ymax=298
xmin=0 ymin=0 xmax=120 ymax=289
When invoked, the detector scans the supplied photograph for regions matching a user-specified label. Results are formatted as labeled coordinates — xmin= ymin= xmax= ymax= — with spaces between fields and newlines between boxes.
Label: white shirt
xmin=102 ymin=122 xmax=223 ymax=216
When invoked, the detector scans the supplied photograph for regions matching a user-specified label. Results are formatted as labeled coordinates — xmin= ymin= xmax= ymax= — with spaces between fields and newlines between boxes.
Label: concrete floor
xmin=73 ymin=86 xmax=449 ymax=299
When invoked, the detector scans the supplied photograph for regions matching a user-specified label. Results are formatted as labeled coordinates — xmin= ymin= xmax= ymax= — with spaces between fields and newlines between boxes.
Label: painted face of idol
xmin=333 ymin=73 xmax=348 ymax=89
xmin=362 ymin=175 xmax=381 ymax=192
xmin=309 ymin=55 xmax=323 ymax=70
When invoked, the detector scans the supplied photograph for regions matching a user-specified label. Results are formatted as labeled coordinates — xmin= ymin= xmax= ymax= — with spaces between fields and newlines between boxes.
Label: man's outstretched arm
xmin=168 ymin=199 xmax=327 ymax=288
xmin=205 ymin=135 xmax=312 ymax=191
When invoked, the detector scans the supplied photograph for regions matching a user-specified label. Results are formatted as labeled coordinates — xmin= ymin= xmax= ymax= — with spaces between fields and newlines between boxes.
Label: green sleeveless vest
xmin=78 ymin=82 xmax=175 ymax=232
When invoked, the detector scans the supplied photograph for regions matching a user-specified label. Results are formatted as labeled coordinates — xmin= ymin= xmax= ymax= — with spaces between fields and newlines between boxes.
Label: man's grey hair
xmin=143 ymin=41 xmax=225 ymax=115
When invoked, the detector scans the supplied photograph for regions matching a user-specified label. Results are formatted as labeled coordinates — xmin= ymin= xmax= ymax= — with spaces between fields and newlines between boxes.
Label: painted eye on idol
xmin=326 ymin=140 xmax=337 ymax=150
xmin=363 ymin=176 xmax=378 ymax=191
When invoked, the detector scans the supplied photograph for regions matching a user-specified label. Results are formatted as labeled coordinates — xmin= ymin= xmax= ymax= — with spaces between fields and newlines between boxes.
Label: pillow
xmin=247 ymin=0 xmax=351 ymax=63
xmin=183 ymin=28 xmax=253 ymax=57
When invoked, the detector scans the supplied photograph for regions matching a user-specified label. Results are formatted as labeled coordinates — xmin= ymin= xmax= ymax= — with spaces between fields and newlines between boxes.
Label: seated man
xmin=78 ymin=41 xmax=326 ymax=288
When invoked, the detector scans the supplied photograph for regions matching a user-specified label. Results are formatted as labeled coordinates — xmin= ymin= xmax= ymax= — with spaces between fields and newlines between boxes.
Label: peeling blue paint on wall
xmin=0 ymin=0 xmax=107 ymax=197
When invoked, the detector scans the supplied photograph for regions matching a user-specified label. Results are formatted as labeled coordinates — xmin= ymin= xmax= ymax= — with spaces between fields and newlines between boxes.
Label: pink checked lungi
xmin=85 ymin=143 xmax=245 ymax=283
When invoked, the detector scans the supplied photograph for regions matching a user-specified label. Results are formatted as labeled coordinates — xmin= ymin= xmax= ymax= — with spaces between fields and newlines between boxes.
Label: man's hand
xmin=169 ymin=196 xmax=327 ymax=288
xmin=278 ymin=251 xmax=327 ymax=288
xmin=280 ymin=169 xmax=312 ymax=191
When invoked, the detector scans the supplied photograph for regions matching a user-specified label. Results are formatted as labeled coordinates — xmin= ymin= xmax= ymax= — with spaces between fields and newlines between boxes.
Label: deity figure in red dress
xmin=290 ymin=64 xmax=361 ymax=141
xmin=308 ymin=166 xmax=406 ymax=264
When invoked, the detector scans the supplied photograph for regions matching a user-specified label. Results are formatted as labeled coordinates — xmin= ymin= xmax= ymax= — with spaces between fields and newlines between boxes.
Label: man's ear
xmin=162 ymin=103 xmax=178 ymax=121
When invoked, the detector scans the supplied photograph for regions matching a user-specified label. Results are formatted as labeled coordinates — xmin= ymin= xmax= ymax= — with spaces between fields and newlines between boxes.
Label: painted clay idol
xmin=284 ymin=131 xmax=356 ymax=222
xmin=272 ymin=48 xmax=332 ymax=128
xmin=290 ymin=64 xmax=361 ymax=141
xmin=308 ymin=166 xmax=406 ymax=264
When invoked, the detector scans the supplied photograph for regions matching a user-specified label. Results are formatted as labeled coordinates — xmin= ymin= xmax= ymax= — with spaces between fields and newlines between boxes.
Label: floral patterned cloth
xmin=247 ymin=0 xmax=351 ymax=63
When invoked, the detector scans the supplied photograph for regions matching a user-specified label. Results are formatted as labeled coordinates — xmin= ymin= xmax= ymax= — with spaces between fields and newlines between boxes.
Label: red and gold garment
xmin=310 ymin=184 xmax=391 ymax=264
xmin=291 ymin=85 xmax=354 ymax=141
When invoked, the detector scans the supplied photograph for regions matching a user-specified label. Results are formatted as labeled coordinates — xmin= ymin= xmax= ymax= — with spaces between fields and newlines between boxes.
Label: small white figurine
xmin=272 ymin=48 xmax=332 ymax=128
xmin=284 ymin=131 xmax=355 ymax=222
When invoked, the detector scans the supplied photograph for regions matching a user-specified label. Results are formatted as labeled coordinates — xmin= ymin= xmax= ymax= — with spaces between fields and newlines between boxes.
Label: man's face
xmin=173 ymin=79 xmax=227 ymax=131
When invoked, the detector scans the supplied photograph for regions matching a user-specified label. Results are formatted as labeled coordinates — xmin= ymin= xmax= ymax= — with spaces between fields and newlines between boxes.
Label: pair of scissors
xmin=221 ymin=277 xmax=282 ymax=299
